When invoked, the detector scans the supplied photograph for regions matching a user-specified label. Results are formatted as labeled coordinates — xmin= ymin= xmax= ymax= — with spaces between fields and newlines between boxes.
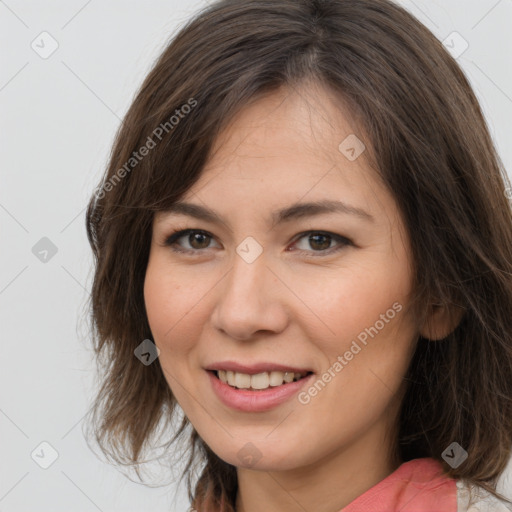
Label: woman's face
xmin=144 ymin=83 xmax=420 ymax=472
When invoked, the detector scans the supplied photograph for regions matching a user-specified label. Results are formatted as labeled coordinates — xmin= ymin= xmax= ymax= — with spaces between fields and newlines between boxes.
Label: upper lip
xmin=204 ymin=361 xmax=313 ymax=375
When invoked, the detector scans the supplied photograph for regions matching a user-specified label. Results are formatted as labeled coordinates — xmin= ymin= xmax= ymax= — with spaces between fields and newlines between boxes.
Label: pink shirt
xmin=340 ymin=457 xmax=457 ymax=511
xmin=189 ymin=457 xmax=510 ymax=511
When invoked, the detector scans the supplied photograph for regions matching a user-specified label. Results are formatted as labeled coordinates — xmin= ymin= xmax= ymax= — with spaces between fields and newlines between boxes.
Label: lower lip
xmin=207 ymin=371 xmax=314 ymax=412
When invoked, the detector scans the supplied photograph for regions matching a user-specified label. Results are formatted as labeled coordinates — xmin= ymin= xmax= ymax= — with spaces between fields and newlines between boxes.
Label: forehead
xmin=172 ymin=84 xmax=390 ymax=221
xmin=207 ymin=82 xmax=367 ymax=166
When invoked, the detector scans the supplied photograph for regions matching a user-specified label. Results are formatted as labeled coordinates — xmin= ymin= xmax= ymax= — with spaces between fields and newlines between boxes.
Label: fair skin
xmin=144 ymin=82 xmax=456 ymax=512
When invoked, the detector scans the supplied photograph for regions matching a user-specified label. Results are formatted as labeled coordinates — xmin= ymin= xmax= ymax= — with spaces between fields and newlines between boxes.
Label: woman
xmin=85 ymin=1 xmax=512 ymax=510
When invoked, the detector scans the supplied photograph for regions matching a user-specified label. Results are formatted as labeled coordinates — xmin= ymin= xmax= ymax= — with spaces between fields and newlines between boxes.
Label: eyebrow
xmin=160 ymin=199 xmax=374 ymax=228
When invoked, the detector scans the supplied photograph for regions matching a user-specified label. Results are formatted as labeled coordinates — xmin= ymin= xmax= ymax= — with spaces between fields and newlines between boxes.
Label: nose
xmin=210 ymin=249 xmax=289 ymax=341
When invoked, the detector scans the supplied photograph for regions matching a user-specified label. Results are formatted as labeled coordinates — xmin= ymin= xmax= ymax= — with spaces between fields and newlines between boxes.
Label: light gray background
xmin=1 ymin=1 xmax=512 ymax=511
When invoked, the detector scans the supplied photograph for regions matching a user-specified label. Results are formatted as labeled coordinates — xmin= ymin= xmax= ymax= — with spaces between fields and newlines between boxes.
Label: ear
xmin=419 ymin=302 xmax=465 ymax=341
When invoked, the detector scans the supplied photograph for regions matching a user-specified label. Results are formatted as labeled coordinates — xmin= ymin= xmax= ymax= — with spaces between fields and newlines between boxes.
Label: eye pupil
xmin=309 ymin=234 xmax=331 ymax=251
xmin=190 ymin=232 xmax=210 ymax=249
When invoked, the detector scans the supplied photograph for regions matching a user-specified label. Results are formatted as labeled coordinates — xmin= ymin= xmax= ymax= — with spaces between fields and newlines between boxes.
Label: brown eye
xmin=164 ymin=229 xmax=219 ymax=253
xmin=187 ymin=232 xmax=211 ymax=249
xmin=308 ymin=233 xmax=332 ymax=251
xmin=291 ymin=231 xmax=352 ymax=256
xmin=164 ymin=229 xmax=351 ymax=256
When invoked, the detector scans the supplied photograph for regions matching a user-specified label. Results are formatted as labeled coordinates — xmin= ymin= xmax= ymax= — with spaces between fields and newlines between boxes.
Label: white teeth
xmin=234 ymin=372 xmax=251 ymax=389
xmin=251 ymin=372 xmax=269 ymax=389
xmin=216 ymin=370 xmax=308 ymax=390
xmin=269 ymin=371 xmax=285 ymax=386
xmin=283 ymin=372 xmax=294 ymax=383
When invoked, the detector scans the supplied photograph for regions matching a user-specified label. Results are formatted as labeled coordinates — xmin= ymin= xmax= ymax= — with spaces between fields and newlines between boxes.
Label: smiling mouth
xmin=210 ymin=369 xmax=313 ymax=391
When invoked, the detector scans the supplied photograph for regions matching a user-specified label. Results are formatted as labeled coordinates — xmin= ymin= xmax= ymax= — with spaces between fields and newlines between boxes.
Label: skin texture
xmin=144 ymin=82 xmax=452 ymax=512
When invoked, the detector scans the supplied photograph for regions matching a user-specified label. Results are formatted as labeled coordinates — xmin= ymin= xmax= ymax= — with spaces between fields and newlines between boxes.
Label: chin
xmin=201 ymin=435 xmax=311 ymax=472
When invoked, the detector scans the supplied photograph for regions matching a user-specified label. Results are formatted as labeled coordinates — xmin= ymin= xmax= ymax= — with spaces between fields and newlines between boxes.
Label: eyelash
xmin=163 ymin=229 xmax=353 ymax=257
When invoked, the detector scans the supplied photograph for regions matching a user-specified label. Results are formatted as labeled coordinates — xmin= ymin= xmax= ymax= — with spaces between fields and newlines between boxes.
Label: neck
xmin=234 ymin=421 xmax=400 ymax=512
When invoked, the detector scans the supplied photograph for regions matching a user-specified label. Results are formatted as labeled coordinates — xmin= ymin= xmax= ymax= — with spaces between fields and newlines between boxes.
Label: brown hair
xmin=84 ymin=0 xmax=512 ymax=510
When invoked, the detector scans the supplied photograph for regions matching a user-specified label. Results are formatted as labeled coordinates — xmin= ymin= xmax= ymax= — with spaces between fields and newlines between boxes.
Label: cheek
xmin=144 ymin=266 xmax=171 ymax=337
xmin=288 ymin=256 xmax=412 ymax=354
xmin=326 ymin=267 xmax=416 ymax=396
xmin=143 ymin=259 xmax=200 ymax=404
xmin=143 ymin=255 xmax=213 ymax=360
xmin=144 ymin=258 xmax=189 ymax=352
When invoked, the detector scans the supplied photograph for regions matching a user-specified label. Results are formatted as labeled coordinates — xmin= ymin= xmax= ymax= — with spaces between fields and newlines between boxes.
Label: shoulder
xmin=456 ymin=479 xmax=512 ymax=512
